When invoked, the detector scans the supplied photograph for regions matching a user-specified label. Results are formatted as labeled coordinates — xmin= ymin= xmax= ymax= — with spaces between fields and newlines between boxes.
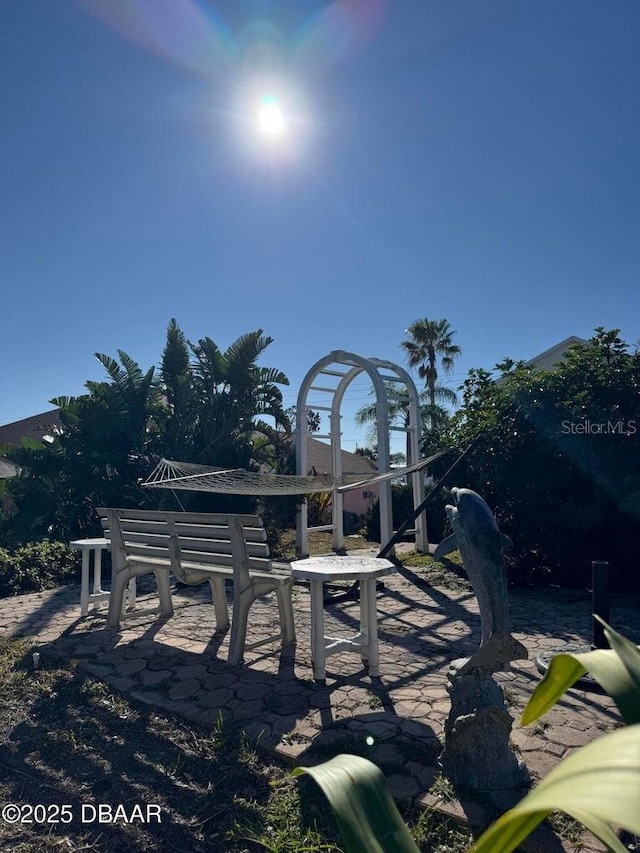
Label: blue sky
xmin=2 ymin=0 xmax=639 ymax=454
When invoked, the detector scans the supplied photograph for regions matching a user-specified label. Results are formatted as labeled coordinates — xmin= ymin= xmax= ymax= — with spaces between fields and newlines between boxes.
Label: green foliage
xmin=469 ymin=726 xmax=640 ymax=853
xmin=155 ymin=321 xmax=292 ymax=515
xmin=294 ymin=619 xmax=640 ymax=853
xmin=364 ymin=484 xmax=449 ymax=544
xmin=307 ymin=492 xmax=333 ymax=527
xmin=471 ymin=618 xmax=640 ymax=853
xmin=450 ymin=328 xmax=640 ymax=590
xmin=293 ymin=755 xmax=420 ymax=853
xmin=0 ymin=540 xmax=80 ymax=597
xmin=3 ymin=348 xmax=162 ymax=544
xmin=2 ymin=319 xmax=292 ymax=543
xmin=355 ymin=315 xmax=459 ymax=464
xmin=355 ymin=382 xmax=454 ymax=458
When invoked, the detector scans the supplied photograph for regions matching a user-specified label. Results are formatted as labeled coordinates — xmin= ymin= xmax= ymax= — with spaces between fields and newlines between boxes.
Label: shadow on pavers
xmin=296 ymin=710 xmax=439 ymax=825
xmin=2 ymin=646 xmax=273 ymax=853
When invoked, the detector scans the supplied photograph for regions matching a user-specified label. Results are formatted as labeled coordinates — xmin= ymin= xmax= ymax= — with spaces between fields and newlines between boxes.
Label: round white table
xmin=291 ymin=554 xmax=395 ymax=680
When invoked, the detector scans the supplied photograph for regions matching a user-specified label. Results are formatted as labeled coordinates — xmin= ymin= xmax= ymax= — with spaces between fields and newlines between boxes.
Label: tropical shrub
xmin=449 ymin=329 xmax=640 ymax=590
xmin=0 ymin=540 xmax=80 ymax=598
xmin=2 ymin=320 xmax=292 ymax=544
xmin=306 ymin=492 xmax=333 ymax=528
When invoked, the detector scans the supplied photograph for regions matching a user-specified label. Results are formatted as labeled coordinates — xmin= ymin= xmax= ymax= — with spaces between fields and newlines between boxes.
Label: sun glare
xmin=232 ymin=78 xmax=310 ymax=164
xmin=258 ymin=95 xmax=285 ymax=135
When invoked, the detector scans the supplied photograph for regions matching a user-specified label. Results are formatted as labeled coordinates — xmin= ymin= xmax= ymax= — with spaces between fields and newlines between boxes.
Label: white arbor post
xmin=295 ymin=351 xmax=427 ymax=558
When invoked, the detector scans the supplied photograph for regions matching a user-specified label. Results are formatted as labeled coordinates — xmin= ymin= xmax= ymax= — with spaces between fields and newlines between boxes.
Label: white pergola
xmin=295 ymin=350 xmax=427 ymax=557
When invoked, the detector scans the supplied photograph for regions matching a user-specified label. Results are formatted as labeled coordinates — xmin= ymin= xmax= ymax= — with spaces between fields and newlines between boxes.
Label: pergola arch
xmin=295 ymin=350 xmax=427 ymax=557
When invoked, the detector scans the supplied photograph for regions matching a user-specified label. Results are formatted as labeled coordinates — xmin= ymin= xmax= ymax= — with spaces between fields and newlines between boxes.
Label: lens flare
xmin=77 ymin=0 xmax=387 ymax=81
xmin=76 ymin=0 xmax=388 ymax=169
xmin=75 ymin=0 xmax=235 ymax=79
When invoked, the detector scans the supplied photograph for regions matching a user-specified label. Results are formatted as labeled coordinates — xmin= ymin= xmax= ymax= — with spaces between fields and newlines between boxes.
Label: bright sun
xmin=258 ymin=95 xmax=285 ymax=135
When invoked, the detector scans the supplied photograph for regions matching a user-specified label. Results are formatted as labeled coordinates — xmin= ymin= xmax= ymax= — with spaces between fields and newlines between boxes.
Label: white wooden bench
xmin=96 ymin=507 xmax=295 ymax=664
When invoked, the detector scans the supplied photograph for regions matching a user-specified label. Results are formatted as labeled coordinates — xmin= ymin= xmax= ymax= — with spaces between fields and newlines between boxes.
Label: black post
xmin=592 ymin=560 xmax=610 ymax=649
xmin=377 ymin=436 xmax=482 ymax=560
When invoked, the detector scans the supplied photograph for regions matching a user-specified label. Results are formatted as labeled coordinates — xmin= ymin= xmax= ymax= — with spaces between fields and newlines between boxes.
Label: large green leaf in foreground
xmin=470 ymin=723 xmax=640 ymax=853
xmin=521 ymin=619 xmax=640 ymax=726
xmin=292 ymin=754 xmax=420 ymax=853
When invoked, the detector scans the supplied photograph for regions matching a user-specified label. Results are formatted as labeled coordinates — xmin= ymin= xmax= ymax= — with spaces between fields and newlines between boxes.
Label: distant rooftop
xmin=302 ymin=435 xmax=378 ymax=477
xmin=525 ymin=336 xmax=587 ymax=371
xmin=0 ymin=409 xmax=62 ymax=448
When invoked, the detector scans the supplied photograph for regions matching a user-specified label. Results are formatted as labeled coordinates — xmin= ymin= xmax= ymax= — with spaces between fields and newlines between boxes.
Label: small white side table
xmin=291 ymin=555 xmax=395 ymax=680
xmin=70 ymin=538 xmax=135 ymax=617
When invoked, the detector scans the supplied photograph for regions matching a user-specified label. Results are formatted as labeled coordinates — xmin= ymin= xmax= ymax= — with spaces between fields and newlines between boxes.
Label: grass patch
xmin=274 ymin=530 xmax=374 ymax=561
xmin=407 ymin=806 xmax=475 ymax=853
xmin=547 ymin=811 xmax=587 ymax=848
xmin=0 ymin=636 xmax=475 ymax=853
xmin=399 ymin=551 xmax=471 ymax=591
xmin=0 ymin=635 xmax=341 ymax=853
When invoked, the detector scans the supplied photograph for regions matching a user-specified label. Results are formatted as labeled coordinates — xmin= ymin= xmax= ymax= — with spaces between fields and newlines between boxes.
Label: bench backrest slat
xmin=96 ymin=507 xmax=274 ymax=582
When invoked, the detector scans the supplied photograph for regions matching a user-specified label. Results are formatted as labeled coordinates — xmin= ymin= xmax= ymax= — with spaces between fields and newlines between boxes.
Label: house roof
xmin=526 ymin=336 xmax=587 ymax=371
xmin=0 ymin=410 xmax=62 ymax=448
xmin=303 ymin=436 xmax=378 ymax=477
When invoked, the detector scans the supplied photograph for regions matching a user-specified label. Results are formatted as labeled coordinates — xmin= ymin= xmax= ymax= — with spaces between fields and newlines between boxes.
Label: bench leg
xmin=154 ymin=570 xmax=174 ymax=617
xmin=208 ymin=577 xmax=230 ymax=630
xmin=106 ymin=570 xmax=131 ymax=628
xmin=126 ymin=577 xmax=137 ymax=610
xmin=276 ymin=582 xmax=295 ymax=644
xmin=228 ymin=587 xmax=253 ymax=665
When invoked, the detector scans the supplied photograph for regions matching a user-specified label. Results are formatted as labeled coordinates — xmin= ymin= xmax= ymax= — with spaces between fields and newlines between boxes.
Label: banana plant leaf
xmin=521 ymin=619 xmax=640 ymax=726
xmin=292 ymin=754 xmax=420 ymax=853
xmin=470 ymin=723 xmax=640 ymax=853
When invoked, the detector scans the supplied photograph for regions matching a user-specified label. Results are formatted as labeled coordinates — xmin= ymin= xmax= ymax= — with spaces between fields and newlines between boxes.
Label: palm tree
xmin=354 ymin=383 xmax=452 ymax=460
xmin=189 ymin=329 xmax=290 ymax=466
xmin=401 ymin=318 xmax=460 ymax=418
xmin=90 ymin=350 xmax=161 ymax=451
xmin=6 ymin=323 xmax=292 ymax=538
xmin=354 ymin=383 xmax=417 ymax=462
xmin=159 ymin=318 xmax=196 ymax=459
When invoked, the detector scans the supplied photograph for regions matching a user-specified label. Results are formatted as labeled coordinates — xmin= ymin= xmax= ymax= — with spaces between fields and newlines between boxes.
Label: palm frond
xmin=117 ymin=349 xmax=146 ymax=388
xmin=94 ymin=353 xmax=126 ymax=387
xmin=223 ymin=330 xmax=273 ymax=369
xmin=190 ymin=337 xmax=224 ymax=388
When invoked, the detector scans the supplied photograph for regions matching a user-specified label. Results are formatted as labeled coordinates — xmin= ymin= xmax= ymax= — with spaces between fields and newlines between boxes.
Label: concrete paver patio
xmin=1 ymin=554 xmax=638 ymax=852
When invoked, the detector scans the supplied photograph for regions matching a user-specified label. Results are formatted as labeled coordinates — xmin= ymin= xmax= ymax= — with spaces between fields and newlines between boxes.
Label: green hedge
xmin=0 ymin=540 xmax=81 ymax=598
xmin=448 ymin=329 xmax=640 ymax=591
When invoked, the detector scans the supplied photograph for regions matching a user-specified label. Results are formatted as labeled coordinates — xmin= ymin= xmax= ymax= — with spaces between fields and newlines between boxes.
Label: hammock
xmin=141 ymin=449 xmax=451 ymax=497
